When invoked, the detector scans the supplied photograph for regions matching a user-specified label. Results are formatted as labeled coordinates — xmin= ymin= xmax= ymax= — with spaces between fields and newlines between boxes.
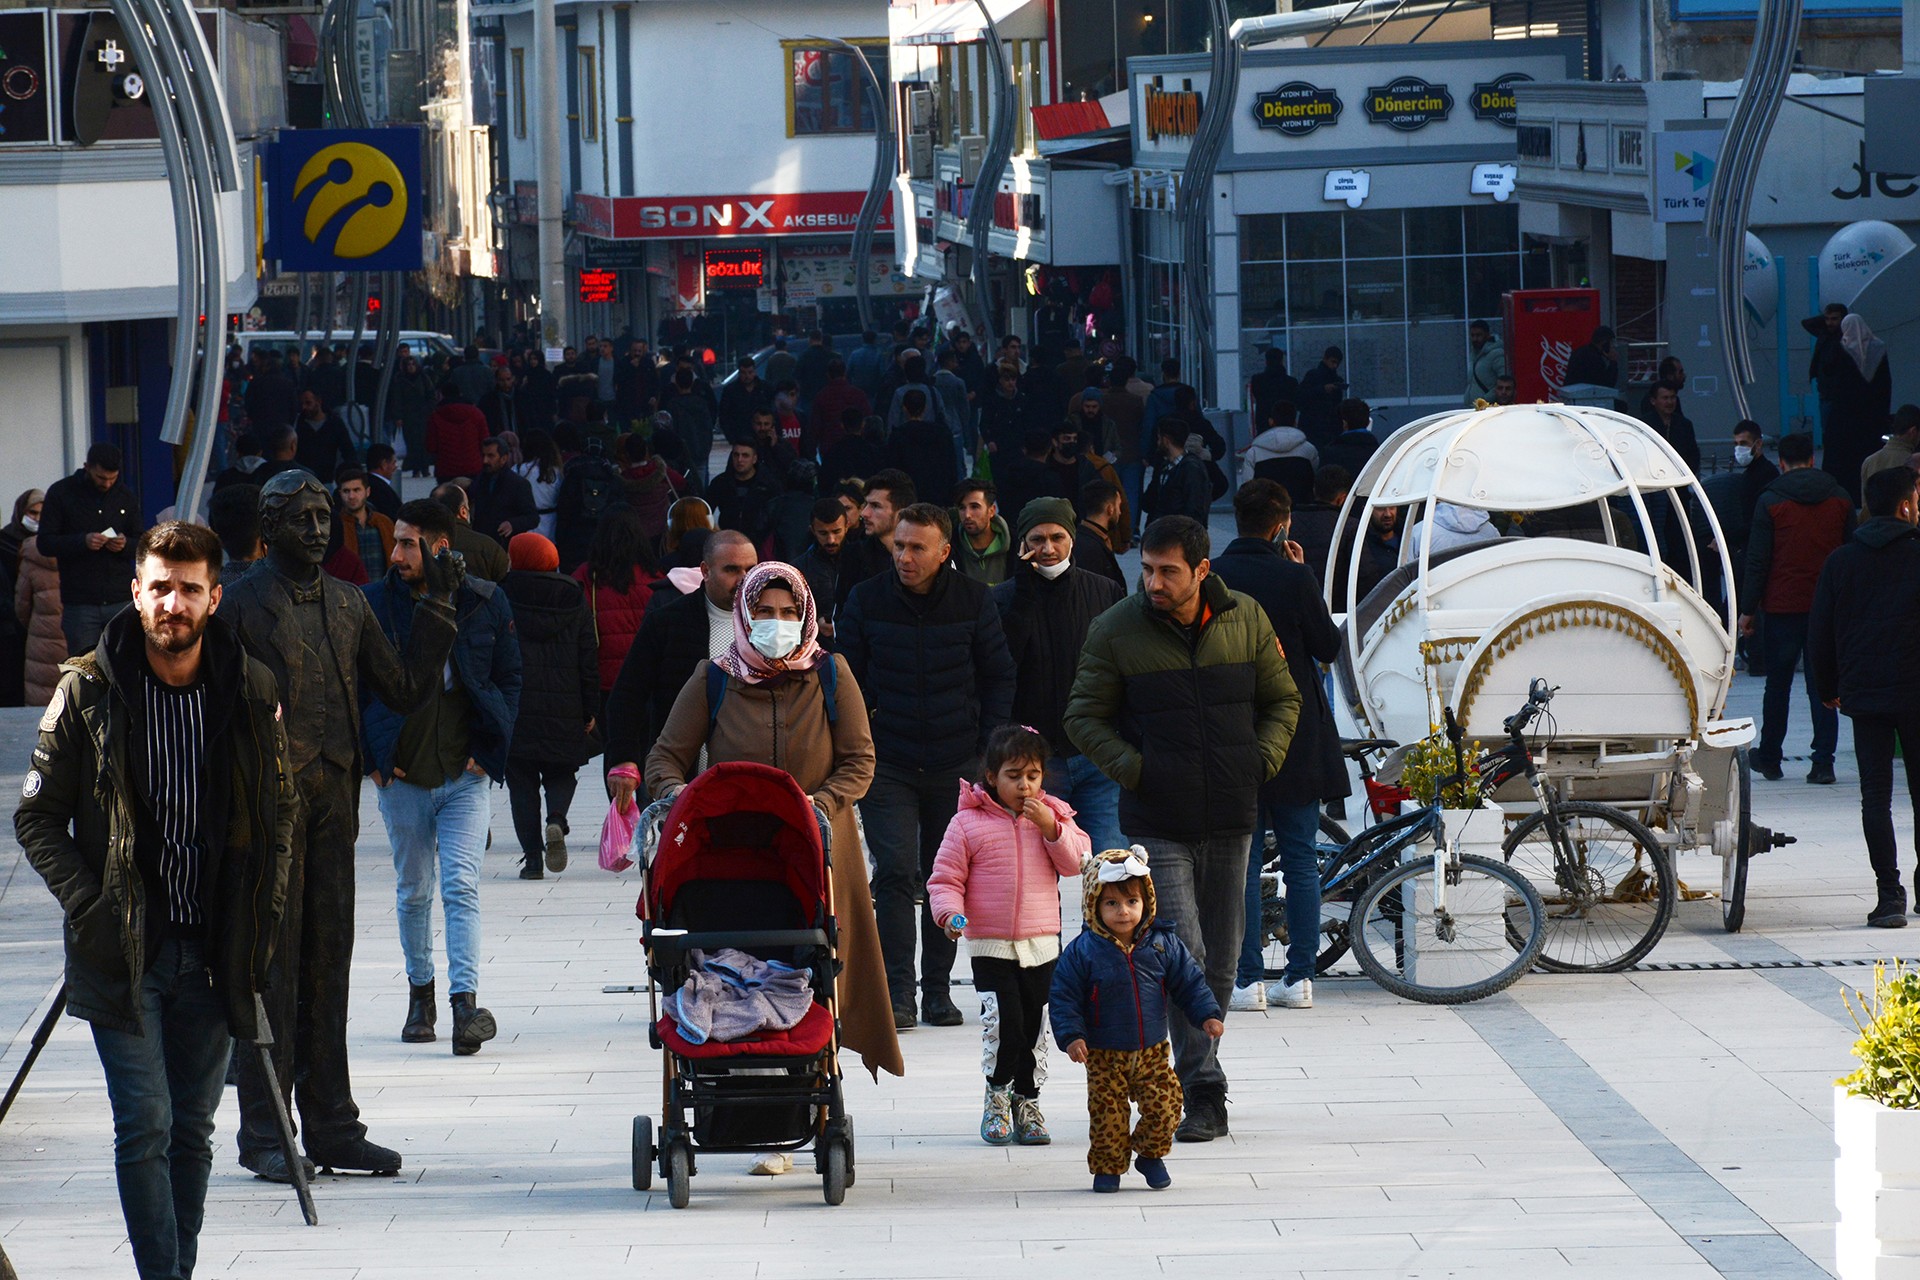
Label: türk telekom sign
xmin=573 ymin=192 xmax=894 ymax=240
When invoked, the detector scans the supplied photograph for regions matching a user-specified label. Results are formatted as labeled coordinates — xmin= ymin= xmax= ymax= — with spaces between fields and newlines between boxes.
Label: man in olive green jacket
xmin=1065 ymin=514 xmax=1299 ymax=1143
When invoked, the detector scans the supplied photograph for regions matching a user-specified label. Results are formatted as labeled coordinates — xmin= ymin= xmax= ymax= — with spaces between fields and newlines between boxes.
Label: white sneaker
xmin=747 ymin=1152 xmax=794 ymax=1175
xmin=1268 ymin=977 xmax=1313 ymax=1009
xmin=1229 ymin=982 xmax=1268 ymax=1012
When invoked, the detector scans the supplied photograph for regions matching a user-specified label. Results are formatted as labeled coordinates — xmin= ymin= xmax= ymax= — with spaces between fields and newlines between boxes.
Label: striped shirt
xmin=141 ymin=674 xmax=207 ymax=927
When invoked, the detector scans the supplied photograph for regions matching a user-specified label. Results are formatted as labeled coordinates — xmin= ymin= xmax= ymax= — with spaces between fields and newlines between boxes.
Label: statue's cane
xmin=253 ymin=996 xmax=319 ymax=1225
xmin=0 ymin=983 xmax=66 ymax=1126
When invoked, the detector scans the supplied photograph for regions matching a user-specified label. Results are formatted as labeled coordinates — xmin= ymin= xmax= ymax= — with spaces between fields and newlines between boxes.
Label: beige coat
xmin=15 ymin=537 xmax=66 ymax=705
xmin=647 ymin=654 xmax=904 ymax=1079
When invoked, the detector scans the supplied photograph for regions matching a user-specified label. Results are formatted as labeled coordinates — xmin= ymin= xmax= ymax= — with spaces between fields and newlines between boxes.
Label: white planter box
xmin=1835 ymin=1085 xmax=1920 ymax=1279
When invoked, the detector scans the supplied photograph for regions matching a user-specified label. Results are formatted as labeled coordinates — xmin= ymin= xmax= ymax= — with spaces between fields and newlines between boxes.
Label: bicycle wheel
xmin=1502 ymin=801 xmax=1676 ymax=972
xmin=1348 ymin=853 xmax=1546 ymax=1004
xmin=1261 ymin=819 xmax=1357 ymax=974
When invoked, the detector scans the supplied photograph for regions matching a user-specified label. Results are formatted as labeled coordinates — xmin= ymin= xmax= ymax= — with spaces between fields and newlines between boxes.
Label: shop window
xmin=1406 ymin=206 xmax=1462 ymax=257
xmin=1288 ymin=211 xmax=1342 ymax=261
xmin=787 ymin=41 xmax=889 ymax=137
xmin=1465 ymin=202 xmax=1518 ymax=254
xmin=1347 ymin=259 xmax=1406 ymax=323
xmin=578 ymin=47 xmax=598 ymax=141
xmin=511 ymin=48 xmax=526 ymax=140
xmin=1287 ymin=260 xmax=1346 ymax=324
xmin=1345 ymin=209 xmax=1403 ymax=260
xmin=1407 ymin=258 xmax=1464 ymax=321
xmin=1242 ymin=263 xmax=1287 ymax=326
xmin=1466 ymin=256 xmax=1521 ymax=322
xmin=1241 ymin=214 xmax=1286 ymax=263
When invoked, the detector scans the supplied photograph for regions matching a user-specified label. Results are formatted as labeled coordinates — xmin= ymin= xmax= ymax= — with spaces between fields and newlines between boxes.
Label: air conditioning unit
xmin=959 ymin=134 xmax=986 ymax=183
xmin=907 ymin=86 xmax=935 ymax=130
xmin=907 ymin=133 xmax=935 ymax=179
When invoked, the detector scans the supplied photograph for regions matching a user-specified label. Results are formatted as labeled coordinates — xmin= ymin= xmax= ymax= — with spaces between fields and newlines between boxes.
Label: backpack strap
xmin=706 ymin=661 xmax=728 ymax=730
xmin=820 ymin=653 xmax=838 ymax=725
xmin=707 ymin=655 xmax=838 ymax=728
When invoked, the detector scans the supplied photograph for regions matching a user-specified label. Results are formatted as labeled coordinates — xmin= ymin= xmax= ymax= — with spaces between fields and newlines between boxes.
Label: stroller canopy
xmin=647 ymin=762 xmax=827 ymax=924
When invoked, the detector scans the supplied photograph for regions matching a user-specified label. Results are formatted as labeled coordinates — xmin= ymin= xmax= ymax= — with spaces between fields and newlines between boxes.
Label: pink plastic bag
xmin=600 ymin=765 xmax=642 ymax=872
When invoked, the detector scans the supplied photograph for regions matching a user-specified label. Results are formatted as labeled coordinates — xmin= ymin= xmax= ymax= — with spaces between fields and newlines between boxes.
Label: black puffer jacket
xmin=604 ymin=585 xmax=715 ymax=769
xmin=503 ymin=570 xmax=599 ymax=766
xmin=1808 ymin=518 xmax=1920 ymax=718
xmin=1210 ymin=536 xmax=1351 ymax=806
xmin=993 ymin=560 xmax=1123 ymax=760
xmin=837 ymin=565 xmax=1016 ymax=770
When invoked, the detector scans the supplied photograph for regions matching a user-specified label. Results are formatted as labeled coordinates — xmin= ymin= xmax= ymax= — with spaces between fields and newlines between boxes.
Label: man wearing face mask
xmin=1046 ymin=422 xmax=1129 ymax=533
xmin=992 ymin=498 xmax=1125 ymax=855
xmin=604 ymin=530 xmax=758 ymax=813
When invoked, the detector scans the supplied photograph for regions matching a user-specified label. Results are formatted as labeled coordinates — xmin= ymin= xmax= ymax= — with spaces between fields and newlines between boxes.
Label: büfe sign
xmin=1502 ymin=288 xmax=1600 ymax=404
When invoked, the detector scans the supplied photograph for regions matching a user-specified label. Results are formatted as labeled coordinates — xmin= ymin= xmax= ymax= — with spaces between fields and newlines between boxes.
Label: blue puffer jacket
xmin=361 ymin=572 xmax=523 ymax=781
xmin=835 ymin=564 xmax=1016 ymax=771
xmin=1049 ymin=860 xmax=1220 ymax=1053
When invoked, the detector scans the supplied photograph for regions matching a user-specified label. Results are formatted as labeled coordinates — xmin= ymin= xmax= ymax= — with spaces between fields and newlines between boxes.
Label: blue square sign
xmin=269 ymin=127 xmax=424 ymax=272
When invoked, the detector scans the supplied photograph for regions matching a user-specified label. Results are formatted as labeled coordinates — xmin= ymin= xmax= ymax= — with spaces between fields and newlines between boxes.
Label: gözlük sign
xmin=1251 ymin=81 xmax=1343 ymax=137
xmin=1364 ymin=76 xmax=1453 ymax=132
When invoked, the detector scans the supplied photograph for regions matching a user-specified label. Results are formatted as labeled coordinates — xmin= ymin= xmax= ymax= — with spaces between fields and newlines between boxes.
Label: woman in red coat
xmin=571 ymin=506 xmax=662 ymax=710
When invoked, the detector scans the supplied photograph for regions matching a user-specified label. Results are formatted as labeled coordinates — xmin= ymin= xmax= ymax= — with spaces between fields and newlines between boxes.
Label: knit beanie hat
xmin=509 ymin=531 xmax=559 ymax=573
xmin=1016 ymin=496 xmax=1077 ymax=545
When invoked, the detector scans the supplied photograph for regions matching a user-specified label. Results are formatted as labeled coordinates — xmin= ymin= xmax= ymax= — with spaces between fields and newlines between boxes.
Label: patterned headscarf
xmin=715 ymin=560 xmax=825 ymax=686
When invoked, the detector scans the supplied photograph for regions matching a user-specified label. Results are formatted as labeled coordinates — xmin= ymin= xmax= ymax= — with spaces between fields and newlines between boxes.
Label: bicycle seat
xmin=1340 ymin=738 xmax=1399 ymax=759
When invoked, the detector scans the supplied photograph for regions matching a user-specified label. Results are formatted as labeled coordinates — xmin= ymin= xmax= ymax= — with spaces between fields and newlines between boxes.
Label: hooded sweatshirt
xmin=927 ymin=780 xmax=1089 ymax=952
xmin=1402 ymin=503 xmax=1498 ymax=564
xmin=1047 ymin=849 xmax=1220 ymax=1053
xmin=1241 ymin=425 xmax=1319 ymax=470
xmin=954 ymin=514 xmax=1013 ymax=586
xmin=1744 ymin=466 xmax=1855 ymax=614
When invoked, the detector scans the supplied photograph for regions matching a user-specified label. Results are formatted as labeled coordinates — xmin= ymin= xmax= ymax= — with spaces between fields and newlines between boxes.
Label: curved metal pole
xmin=372 ymin=271 xmax=404 ymax=449
xmin=812 ymin=37 xmax=895 ymax=334
xmin=1178 ymin=0 xmax=1238 ymax=404
xmin=105 ymin=0 xmax=199 ymax=451
xmin=965 ymin=1 xmax=1017 ymax=352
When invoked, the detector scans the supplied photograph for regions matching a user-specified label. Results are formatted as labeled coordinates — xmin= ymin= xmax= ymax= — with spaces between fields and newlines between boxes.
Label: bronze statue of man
xmin=224 ymin=470 xmax=462 ymax=1180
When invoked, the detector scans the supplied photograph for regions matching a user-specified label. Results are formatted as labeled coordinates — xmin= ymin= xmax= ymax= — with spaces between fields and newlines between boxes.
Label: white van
xmin=234 ymin=330 xmax=464 ymax=365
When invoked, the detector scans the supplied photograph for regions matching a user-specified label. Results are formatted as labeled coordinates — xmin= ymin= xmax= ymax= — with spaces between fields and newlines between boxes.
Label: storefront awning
xmin=898 ymin=0 xmax=1045 ymax=46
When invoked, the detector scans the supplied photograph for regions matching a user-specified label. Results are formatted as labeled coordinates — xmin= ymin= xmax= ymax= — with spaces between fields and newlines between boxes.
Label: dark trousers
xmin=859 ymin=759 xmax=973 ymax=1005
xmin=1132 ymin=834 xmax=1250 ymax=1095
xmin=1853 ymin=713 xmax=1920 ymax=906
xmin=62 ymin=600 xmax=121 ymax=657
xmin=506 ymin=758 xmax=579 ymax=856
xmin=1756 ymin=612 xmax=1838 ymax=769
xmin=235 ymin=762 xmax=369 ymax=1163
xmin=89 ymin=937 xmax=230 ymax=1280
xmin=971 ymin=956 xmax=1056 ymax=1098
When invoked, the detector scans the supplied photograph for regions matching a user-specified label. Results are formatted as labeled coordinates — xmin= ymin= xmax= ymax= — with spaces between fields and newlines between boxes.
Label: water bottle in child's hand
xmin=946 ymin=914 xmax=967 ymax=939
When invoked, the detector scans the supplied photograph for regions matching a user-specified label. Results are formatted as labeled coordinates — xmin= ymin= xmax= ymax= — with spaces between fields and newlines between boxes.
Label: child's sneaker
xmin=1228 ymin=982 xmax=1267 ymax=1012
xmin=1012 ymin=1096 xmax=1050 ymax=1145
xmin=980 ymin=1084 xmax=1014 ymax=1145
xmin=1134 ymin=1156 xmax=1171 ymax=1190
xmin=1269 ymin=976 xmax=1313 ymax=1009
xmin=1092 ymin=1173 xmax=1121 ymax=1193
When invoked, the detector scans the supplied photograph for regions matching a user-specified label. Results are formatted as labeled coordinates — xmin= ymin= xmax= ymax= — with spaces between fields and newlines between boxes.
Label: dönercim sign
xmin=1365 ymin=76 xmax=1454 ymax=131
xmin=1470 ymin=74 xmax=1531 ymax=128
xmin=1252 ymin=82 xmax=1344 ymax=137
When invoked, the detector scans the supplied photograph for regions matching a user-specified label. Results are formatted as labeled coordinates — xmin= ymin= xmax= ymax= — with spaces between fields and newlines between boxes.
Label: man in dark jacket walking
xmin=604 ymin=531 xmax=758 ymax=807
xmin=502 ymin=532 xmax=598 ymax=879
xmin=363 ymin=499 xmax=522 ymax=1054
xmin=993 ymin=498 xmax=1124 ymax=854
xmin=17 ymin=522 xmax=293 ymax=1280
xmin=839 ymin=503 xmax=1016 ymax=1028
xmin=1141 ymin=420 xmax=1213 ymax=526
xmin=1742 ymin=433 xmax=1854 ymax=783
xmin=38 ymin=443 xmax=144 ymax=655
xmin=1065 ymin=515 xmax=1300 ymax=1143
xmin=1210 ymin=481 xmax=1349 ymax=1014
xmin=468 ymin=437 xmax=539 ymax=545
xmin=1809 ymin=466 xmax=1920 ymax=927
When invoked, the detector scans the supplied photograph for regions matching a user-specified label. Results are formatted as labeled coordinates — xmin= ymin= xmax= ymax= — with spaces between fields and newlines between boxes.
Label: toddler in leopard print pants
xmin=1050 ymin=847 xmax=1223 ymax=1192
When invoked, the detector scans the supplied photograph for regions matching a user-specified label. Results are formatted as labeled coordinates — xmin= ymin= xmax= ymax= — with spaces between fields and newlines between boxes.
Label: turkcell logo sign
xmin=269 ymin=127 xmax=424 ymax=271
xmin=1651 ymin=130 xmax=1721 ymax=223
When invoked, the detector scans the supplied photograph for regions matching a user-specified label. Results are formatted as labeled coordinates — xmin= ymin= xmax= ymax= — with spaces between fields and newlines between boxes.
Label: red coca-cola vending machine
xmin=1502 ymin=288 xmax=1602 ymax=404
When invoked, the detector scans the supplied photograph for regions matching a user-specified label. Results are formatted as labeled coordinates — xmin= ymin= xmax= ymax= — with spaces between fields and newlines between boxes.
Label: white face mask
xmin=1733 ymin=445 xmax=1754 ymax=466
xmin=1032 ymin=558 xmax=1071 ymax=580
xmin=21 ymin=516 xmax=37 ymax=533
xmin=748 ymin=618 xmax=803 ymax=660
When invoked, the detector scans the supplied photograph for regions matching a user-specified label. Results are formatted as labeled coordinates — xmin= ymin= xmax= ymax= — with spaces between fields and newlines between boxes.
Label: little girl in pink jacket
xmin=928 ymin=725 xmax=1091 ymax=1147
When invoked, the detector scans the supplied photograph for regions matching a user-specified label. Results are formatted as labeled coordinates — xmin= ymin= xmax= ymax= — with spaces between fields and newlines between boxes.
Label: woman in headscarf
xmin=644 ymin=562 xmax=904 ymax=1084
xmin=1819 ymin=313 xmax=1893 ymax=506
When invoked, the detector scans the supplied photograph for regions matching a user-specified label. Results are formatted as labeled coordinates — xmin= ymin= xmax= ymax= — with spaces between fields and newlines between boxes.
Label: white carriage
xmin=1328 ymin=403 xmax=1791 ymax=931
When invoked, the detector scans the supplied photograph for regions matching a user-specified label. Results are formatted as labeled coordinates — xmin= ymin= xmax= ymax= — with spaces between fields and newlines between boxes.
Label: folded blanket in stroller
xmin=665 ymin=949 xmax=816 ymax=1045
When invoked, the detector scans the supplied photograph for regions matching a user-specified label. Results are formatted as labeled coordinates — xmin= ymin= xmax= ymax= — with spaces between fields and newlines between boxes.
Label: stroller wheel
xmin=666 ymin=1139 xmax=692 ymax=1209
xmin=822 ymin=1139 xmax=849 ymax=1207
xmin=631 ymin=1117 xmax=653 ymax=1192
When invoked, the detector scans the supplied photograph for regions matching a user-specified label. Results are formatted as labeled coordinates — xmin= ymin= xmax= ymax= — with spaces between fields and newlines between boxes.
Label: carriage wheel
xmin=665 ymin=1139 xmax=692 ymax=1209
xmin=822 ymin=1140 xmax=849 ymax=1206
xmin=1722 ymin=749 xmax=1753 ymax=934
xmin=631 ymin=1116 xmax=653 ymax=1192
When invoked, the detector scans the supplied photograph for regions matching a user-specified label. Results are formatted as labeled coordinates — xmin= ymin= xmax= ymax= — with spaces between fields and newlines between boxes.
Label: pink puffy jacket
xmin=927 ymin=781 xmax=1090 ymax=942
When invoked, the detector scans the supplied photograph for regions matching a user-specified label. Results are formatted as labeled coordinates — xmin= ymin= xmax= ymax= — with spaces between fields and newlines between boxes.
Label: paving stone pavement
xmin=4 ymin=649 xmax=1920 ymax=1279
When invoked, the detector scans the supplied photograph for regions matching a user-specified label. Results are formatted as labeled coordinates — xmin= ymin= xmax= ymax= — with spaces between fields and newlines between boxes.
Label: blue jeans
xmin=1131 ymin=834 xmax=1250 ymax=1093
xmin=377 ymin=770 xmax=491 ymax=995
xmin=1240 ymin=802 xmax=1322 ymax=987
xmin=1756 ymin=612 xmax=1837 ymax=769
xmin=1047 ymin=754 xmax=1124 ymax=858
xmin=89 ymin=936 xmax=232 ymax=1280
xmin=1118 ymin=462 xmax=1145 ymax=531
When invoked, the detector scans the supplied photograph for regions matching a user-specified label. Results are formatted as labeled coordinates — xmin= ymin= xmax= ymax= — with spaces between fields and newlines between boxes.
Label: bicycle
xmin=1487 ymin=679 xmax=1678 ymax=973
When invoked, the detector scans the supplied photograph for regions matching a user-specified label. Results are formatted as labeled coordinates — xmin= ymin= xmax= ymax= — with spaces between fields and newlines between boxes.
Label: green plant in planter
xmin=1398 ymin=725 xmax=1483 ymax=809
xmin=1838 ymin=961 xmax=1920 ymax=1111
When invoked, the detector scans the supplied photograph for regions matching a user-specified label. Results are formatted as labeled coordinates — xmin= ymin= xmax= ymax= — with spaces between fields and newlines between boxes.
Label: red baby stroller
xmin=631 ymin=761 xmax=854 ymax=1207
